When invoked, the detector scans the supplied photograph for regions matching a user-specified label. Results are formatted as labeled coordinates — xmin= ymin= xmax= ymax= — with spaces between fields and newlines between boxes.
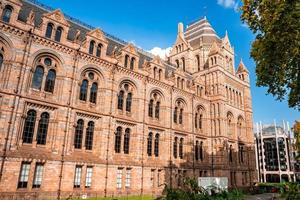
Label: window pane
xmin=85 ymin=121 xmax=94 ymax=150
xmin=89 ymin=41 xmax=95 ymax=54
xmin=44 ymin=69 xmax=56 ymax=93
xmin=74 ymin=119 xmax=84 ymax=149
xmin=155 ymin=102 xmax=160 ymax=119
xmin=33 ymin=163 xmax=44 ymax=188
xmin=89 ymin=82 xmax=98 ymax=103
xmin=22 ymin=110 xmax=36 ymax=144
xmin=125 ymin=168 xmax=131 ymax=188
xmin=2 ymin=7 xmax=12 ymax=23
xmin=117 ymin=168 xmax=122 ymax=189
xmin=154 ymin=134 xmax=160 ymax=157
xmin=55 ymin=27 xmax=63 ymax=42
xmin=123 ymin=128 xmax=130 ymax=154
xmin=18 ymin=162 xmax=30 ymax=188
xmin=115 ymin=127 xmax=122 ymax=153
xmin=45 ymin=23 xmax=53 ymax=38
xmin=85 ymin=167 xmax=93 ymax=188
xmin=79 ymin=80 xmax=88 ymax=101
xmin=74 ymin=166 xmax=82 ymax=188
xmin=117 ymin=91 xmax=124 ymax=110
xmin=96 ymin=44 xmax=102 ymax=57
xmin=126 ymin=93 xmax=132 ymax=112
xmin=36 ymin=112 xmax=50 ymax=145
xmin=32 ymin=66 xmax=44 ymax=90
xmin=147 ymin=133 xmax=153 ymax=156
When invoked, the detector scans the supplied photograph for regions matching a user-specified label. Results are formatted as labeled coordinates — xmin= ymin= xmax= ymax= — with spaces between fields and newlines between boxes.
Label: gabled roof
xmin=237 ymin=59 xmax=249 ymax=73
xmin=208 ymin=42 xmax=220 ymax=56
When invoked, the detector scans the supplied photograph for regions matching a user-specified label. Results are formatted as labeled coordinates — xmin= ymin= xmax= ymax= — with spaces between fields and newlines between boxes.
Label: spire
xmin=178 ymin=22 xmax=184 ymax=38
xmin=222 ymin=30 xmax=231 ymax=47
xmin=237 ymin=59 xmax=249 ymax=73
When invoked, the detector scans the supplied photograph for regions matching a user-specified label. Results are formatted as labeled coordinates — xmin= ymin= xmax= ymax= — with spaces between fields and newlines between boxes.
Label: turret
xmin=236 ymin=59 xmax=249 ymax=83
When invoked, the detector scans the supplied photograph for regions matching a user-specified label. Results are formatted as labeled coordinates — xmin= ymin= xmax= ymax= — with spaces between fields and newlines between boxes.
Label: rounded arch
xmin=226 ymin=111 xmax=234 ymax=120
xmin=195 ymin=104 xmax=206 ymax=112
xmin=80 ymin=65 xmax=105 ymax=82
xmin=0 ymin=32 xmax=16 ymax=61
xmin=148 ymin=88 xmax=166 ymax=102
xmin=174 ymin=97 xmax=187 ymax=107
xmin=29 ymin=49 xmax=65 ymax=69
xmin=118 ymin=78 xmax=138 ymax=92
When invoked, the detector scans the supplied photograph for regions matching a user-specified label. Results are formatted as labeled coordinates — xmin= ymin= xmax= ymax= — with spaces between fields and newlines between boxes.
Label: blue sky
xmin=37 ymin=0 xmax=299 ymax=125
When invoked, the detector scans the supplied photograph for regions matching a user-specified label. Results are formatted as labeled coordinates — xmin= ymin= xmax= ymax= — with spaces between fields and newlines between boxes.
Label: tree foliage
xmin=294 ymin=121 xmax=300 ymax=161
xmin=241 ymin=0 xmax=300 ymax=110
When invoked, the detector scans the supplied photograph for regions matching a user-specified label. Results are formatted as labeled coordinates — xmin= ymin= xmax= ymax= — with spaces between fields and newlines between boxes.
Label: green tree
xmin=294 ymin=121 xmax=300 ymax=161
xmin=241 ymin=0 xmax=300 ymax=110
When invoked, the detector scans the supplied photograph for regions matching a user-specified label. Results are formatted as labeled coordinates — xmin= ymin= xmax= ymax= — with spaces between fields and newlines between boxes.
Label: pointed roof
xmin=222 ymin=30 xmax=231 ymax=47
xmin=237 ymin=59 xmax=249 ymax=73
xmin=43 ymin=9 xmax=70 ymax=27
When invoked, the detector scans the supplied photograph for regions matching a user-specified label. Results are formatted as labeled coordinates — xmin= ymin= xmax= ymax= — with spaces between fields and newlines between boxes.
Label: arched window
xmin=179 ymin=138 xmax=184 ymax=159
xmin=32 ymin=66 xmax=44 ymax=90
xmin=227 ymin=112 xmax=234 ymax=135
xmin=124 ymin=55 xmax=129 ymax=68
xmin=182 ymin=57 xmax=185 ymax=71
xmin=195 ymin=141 xmax=199 ymax=161
xmin=55 ymin=27 xmax=63 ymax=42
xmin=2 ymin=6 xmax=13 ymax=23
xmin=0 ymin=53 xmax=3 ymax=70
xmin=89 ymin=40 xmax=95 ymax=54
xmin=74 ymin=119 xmax=84 ymax=149
xmin=96 ymin=44 xmax=102 ymax=57
xmin=239 ymin=144 xmax=244 ymax=163
xmin=45 ymin=23 xmax=53 ymax=38
xmin=147 ymin=132 xmax=153 ymax=156
xmin=179 ymin=108 xmax=183 ymax=124
xmin=177 ymin=77 xmax=180 ymax=88
xmin=199 ymin=114 xmax=203 ymax=129
xmin=153 ymin=67 xmax=157 ymax=79
xmin=195 ymin=113 xmax=198 ymax=129
xmin=154 ymin=134 xmax=159 ymax=157
xmin=36 ymin=112 xmax=50 ymax=145
xmin=196 ymin=55 xmax=200 ymax=71
xmin=79 ymin=80 xmax=88 ymax=101
xmin=237 ymin=117 xmax=243 ymax=136
xmin=44 ymin=69 xmax=56 ymax=93
xmin=123 ymin=128 xmax=130 ymax=154
xmin=175 ymin=59 xmax=179 ymax=68
xmin=158 ymin=69 xmax=162 ymax=80
xmin=148 ymin=99 xmax=154 ymax=117
xmin=155 ymin=102 xmax=160 ymax=119
xmin=85 ymin=121 xmax=94 ymax=150
xmin=130 ymin=57 xmax=135 ymax=70
xmin=229 ymin=145 xmax=233 ymax=162
xmin=115 ymin=127 xmax=122 ymax=153
xmin=89 ymin=82 xmax=98 ymax=103
xmin=117 ymin=90 xmax=124 ymax=110
xmin=126 ymin=93 xmax=132 ymax=112
xmin=173 ymin=137 xmax=178 ymax=158
xmin=22 ymin=110 xmax=37 ymax=144
xmin=173 ymin=107 xmax=178 ymax=123
xmin=181 ymin=79 xmax=184 ymax=89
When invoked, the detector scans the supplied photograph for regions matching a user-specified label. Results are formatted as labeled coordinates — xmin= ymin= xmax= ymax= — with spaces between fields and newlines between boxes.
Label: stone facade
xmin=0 ymin=0 xmax=256 ymax=199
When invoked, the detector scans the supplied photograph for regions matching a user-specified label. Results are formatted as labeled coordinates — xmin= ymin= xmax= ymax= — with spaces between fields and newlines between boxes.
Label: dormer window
xmin=89 ymin=40 xmax=95 ymax=54
xmin=181 ymin=57 xmax=185 ymax=71
xmin=55 ymin=27 xmax=63 ymax=42
xmin=2 ymin=5 xmax=13 ymax=23
xmin=124 ymin=55 xmax=129 ymax=68
xmin=130 ymin=57 xmax=135 ymax=70
xmin=45 ymin=23 xmax=54 ymax=38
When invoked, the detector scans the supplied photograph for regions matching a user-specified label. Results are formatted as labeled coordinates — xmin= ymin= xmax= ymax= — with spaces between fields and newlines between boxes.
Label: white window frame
xmin=33 ymin=163 xmax=44 ymax=188
xmin=85 ymin=166 xmax=93 ymax=188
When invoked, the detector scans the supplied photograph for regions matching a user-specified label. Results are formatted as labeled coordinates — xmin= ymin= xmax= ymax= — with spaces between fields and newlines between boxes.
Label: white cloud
xmin=148 ymin=47 xmax=172 ymax=60
xmin=217 ymin=0 xmax=240 ymax=12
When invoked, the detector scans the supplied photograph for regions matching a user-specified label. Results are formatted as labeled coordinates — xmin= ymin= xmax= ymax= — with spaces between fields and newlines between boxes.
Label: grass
xmin=85 ymin=196 xmax=154 ymax=200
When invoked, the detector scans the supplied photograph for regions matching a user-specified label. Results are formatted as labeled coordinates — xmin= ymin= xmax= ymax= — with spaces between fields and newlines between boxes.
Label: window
xmin=32 ymin=66 xmax=44 ymax=90
xmin=154 ymin=134 xmax=159 ymax=157
xmin=89 ymin=40 xmax=95 ymax=54
xmin=2 ymin=6 xmax=13 ymax=23
xmin=117 ymin=168 xmax=123 ymax=189
xmin=130 ymin=57 xmax=135 ymax=70
xmin=179 ymin=109 xmax=183 ymax=124
xmin=79 ymin=80 xmax=88 ymax=101
xmin=85 ymin=166 xmax=93 ymax=188
xmin=33 ymin=163 xmax=44 ymax=188
xmin=44 ymin=69 xmax=56 ymax=93
xmin=200 ymin=142 xmax=203 ymax=161
xmin=158 ymin=69 xmax=162 ymax=80
xmin=124 ymin=55 xmax=129 ymax=68
xmin=22 ymin=110 xmax=37 ymax=144
xmin=45 ymin=23 xmax=53 ymax=38
xmin=0 ymin=53 xmax=3 ymax=70
xmin=229 ymin=145 xmax=233 ymax=162
xmin=115 ymin=127 xmax=122 ymax=153
xmin=151 ymin=169 xmax=155 ymax=187
xmin=195 ymin=141 xmax=199 ymax=161
xmin=179 ymin=138 xmax=184 ymax=159
xmin=175 ymin=59 xmax=179 ymax=68
xmin=96 ymin=44 xmax=102 ymax=57
xmin=173 ymin=107 xmax=178 ymax=123
xmin=153 ymin=67 xmax=157 ymax=79
xmin=196 ymin=55 xmax=200 ymax=71
xmin=148 ymin=99 xmax=154 ymax=117
xmin=18 ymin=162 xmax=30 ymax=188
xmin=239 ymin=144 xmax=244 ymax=163
xmin=74 ymin=165 xmax=82 ymax=188
xmin=173 ymin=137 xmax=178 ymax=158
xmin=89 ymin=82 xmax=98 ymax=103
xmin=182 ymin=57 xmax=185 ymax=71
xmin=74 ymin=119 xmax=84 ymax=149
xmin=126 ymin=93 xmax=132 ymax=112
xmin=195 ymin=107 xmax=204 ymax=130
xmin=117 ymin=90 xmax=124 ymax=110
xmin=155 ymin=102 xmax=160 ymax=119
xmin=147 ymin=132 xmax=153 ymax=156
xmin=36 ymin=112 xmax=50 ymax=145
xmin=55 ymin=27 xmax=63 ymax=42
xmin=85 ymin=121 xmax=94 ymax=150
xmin=157 ymin=170 xmax=161 ymax=187
xmin=125 ymin=168 xmax=131 ymax=188
xmin=124 ymin=128 xmax=130 ymax=154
